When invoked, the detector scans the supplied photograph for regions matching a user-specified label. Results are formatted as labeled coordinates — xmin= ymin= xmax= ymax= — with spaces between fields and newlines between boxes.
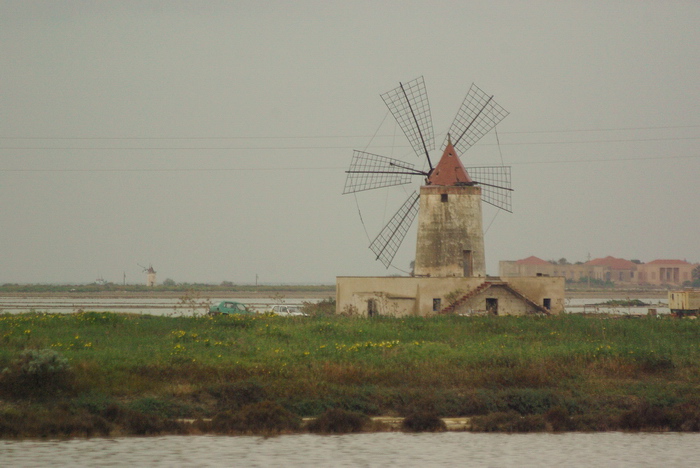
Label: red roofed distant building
xmin=500 ymin=255 xmax=697 ymax=287
xmin=500 ymin=256 xmax=553 ymax=277
xmin=586 ymin=256 xmax=637 ymax=270
xmin=516 ymin=256 xmax=551 ymax=265
xmin=638 ymin=259 xmax=695 ymax=285
xmin=584 ymin=256 xmax=638 ymax=283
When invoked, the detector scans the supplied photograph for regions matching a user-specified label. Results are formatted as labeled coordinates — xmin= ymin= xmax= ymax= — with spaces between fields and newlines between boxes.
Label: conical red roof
xmin=427 ymin=142 xmax=472 ymax=186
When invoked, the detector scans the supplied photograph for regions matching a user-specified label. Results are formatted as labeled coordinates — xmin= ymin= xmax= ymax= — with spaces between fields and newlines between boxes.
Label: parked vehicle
xmin=269 ymin=305 xmax=307 ymax=317
xmin=209 ymin=301 xmax=252 ymax=315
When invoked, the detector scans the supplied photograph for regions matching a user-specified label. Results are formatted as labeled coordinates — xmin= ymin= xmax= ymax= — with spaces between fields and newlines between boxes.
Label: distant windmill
xmin=138 ymin=264 xmax=157 ymax=287
xmin=343 ymin=77 xmax=512 ymax=277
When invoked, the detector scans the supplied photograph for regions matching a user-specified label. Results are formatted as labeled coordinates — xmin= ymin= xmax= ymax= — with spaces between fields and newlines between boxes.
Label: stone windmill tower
xmin=343 ymin=77 xmax=511 ymax=278
xmin=139 ymin=264 xmax=157 ymax=287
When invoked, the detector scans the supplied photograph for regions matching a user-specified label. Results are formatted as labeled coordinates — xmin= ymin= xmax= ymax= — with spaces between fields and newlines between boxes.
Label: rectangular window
xmin=441 ymin=193 xmax=448 ymax=202
xmin=543 ymin=298 xmax=551 ymax=310
xmin=433 ymin=298 xmax=441 ymax=312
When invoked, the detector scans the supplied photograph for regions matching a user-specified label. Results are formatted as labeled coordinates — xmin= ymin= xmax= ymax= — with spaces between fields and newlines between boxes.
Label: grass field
xmin=1 ymin=311 xmax=699 ymax=436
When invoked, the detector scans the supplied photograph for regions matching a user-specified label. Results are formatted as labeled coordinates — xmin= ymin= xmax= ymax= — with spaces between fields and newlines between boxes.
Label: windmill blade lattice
xmin=466 ymin=166 xmax=513 ymax=212
xmin=442 ymin=83 xmax=509 ymax=156
xmin=381 ymin=76 xmax=435 ymax=163
xmin=369 ymin=191 xmax=420 ymax=268
xmin=343 ymin=151 xmax=420 ymax=194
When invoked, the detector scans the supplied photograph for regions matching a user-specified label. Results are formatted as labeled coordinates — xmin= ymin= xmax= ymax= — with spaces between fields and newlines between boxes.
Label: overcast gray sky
xmin=1 ymin=1 xmax=699 ymax=285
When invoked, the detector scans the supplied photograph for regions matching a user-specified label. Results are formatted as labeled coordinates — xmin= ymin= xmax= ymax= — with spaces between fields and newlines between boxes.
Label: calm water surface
xmin=2 ymin=432 xmax=699 ymax=467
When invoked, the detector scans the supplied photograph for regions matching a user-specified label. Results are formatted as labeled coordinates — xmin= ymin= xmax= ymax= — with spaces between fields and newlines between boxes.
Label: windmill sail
xmin=381 ymin=76 xmax=435 ymax=166
xmin=343 ymin=151 xmax=423 ymax=194
xmin=346 ymin=77 xmax=512 ymax=269
xmin=442 ymin=83 xmax=509 ymax=156
xmin=369 ymin=191 xmax=420 ymax=268
xmin=465 ymin=166 xmax=513 ymax=212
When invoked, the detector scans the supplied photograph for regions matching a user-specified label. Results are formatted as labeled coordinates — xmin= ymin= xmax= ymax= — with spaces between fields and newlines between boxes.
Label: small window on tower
xmin=441 ymin=193 xmax=448 ymax=202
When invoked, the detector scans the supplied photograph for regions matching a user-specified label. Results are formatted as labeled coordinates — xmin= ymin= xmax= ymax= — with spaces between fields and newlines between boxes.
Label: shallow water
xmin=2 ymin=432 xmax=699 ymax=467
xmin=564 ymin=298 xmax=670 ymax=315
xmin=0 ymin=296 xmax=318 ymax=316
xmin=0 ymin=296 xmax=670 ymax=316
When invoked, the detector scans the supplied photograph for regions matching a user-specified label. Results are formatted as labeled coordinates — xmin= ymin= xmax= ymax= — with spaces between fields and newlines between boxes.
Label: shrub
xmin=0 ymin=407 xmax=111 ymax=438
xmin=307 ymin=408 xmax=369 ymax=433
xmin=401 ymin=411 xmax=446 ymax=432
xmin=210 ymin=378 xmax=268 ymax=412
xmin=544 ymin=406 xmax=572 ymax=431
xmin=0 ymin=349 xmax=75 ymax=398
xmin=618 ymin=401 xmax=672 ymax=431
xmin=129 ymin=397 xmax=193 ymax=419
xmin=212 ymin=401 xmax=301 ymax=434
xmin=302 ymin=298 xmax=336 ymax=317
xmin=100 ymin=403 xmax=187 ymax=436
xmin=502 ymin=389 xmax=557 ymax=415
xmin=668 ymin=402 xmax=700 ymax=431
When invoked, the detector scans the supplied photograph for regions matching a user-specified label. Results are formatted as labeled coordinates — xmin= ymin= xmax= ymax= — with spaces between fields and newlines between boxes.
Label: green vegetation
xmin=598 ymin=299 xmax=649 ymax=307
xmin=565 ymin=277 xmax=615 ymax=287
xmin=1 ymin=312 xmax=700 ymax=437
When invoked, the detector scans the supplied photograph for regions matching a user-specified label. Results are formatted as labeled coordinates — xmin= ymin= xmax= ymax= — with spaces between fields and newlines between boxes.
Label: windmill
xmin=343 ymin=77 xmax=512 ymax=277
xmin=138 ymin=263 xmax=157 ymax=286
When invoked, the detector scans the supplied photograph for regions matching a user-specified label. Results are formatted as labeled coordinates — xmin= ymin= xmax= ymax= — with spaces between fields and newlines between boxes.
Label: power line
xmin=1 ymin=124 xmax=698 ymax=140
xmin=1 ymin=154 xmax=698 ymax=173
xmin=1 ymin=136 xmax=698 ymax=151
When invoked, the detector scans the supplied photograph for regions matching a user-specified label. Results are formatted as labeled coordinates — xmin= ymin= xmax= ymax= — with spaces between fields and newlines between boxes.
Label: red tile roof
xmin=585 ymin=256 xmax=637 ymax=270
xmin=645 ymin=259 xmax=692 ymax=265
xmin=516 ymin=256 xmax=551 ymax=265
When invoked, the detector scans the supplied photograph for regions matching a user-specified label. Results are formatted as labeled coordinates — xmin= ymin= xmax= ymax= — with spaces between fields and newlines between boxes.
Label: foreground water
xmin=2 ymin=432 xmax=699 ymax=467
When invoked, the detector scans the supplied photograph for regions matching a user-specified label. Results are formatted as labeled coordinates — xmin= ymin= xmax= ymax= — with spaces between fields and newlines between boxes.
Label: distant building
xmin=500 ymin=256 xmax=697 ymax=287
xmin=637 ymin=260 xmax=695 ymax=285
xmin=582 ymin=256 xmax=638 ymax=283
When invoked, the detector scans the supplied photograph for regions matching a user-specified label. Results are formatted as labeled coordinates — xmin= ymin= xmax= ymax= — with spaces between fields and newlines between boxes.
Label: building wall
xmin=500 ymin=261 xmax=554 ymax=278
xmin=336 ymin=276 xmax=565 ymax=317
xmin=551 ymin=264 xmax=610 ymax=282
xmin=500 ymin=261 xmax=645 ymax=285
xmin=453 ymin=286 xmax=539 ymax=316
xmin=414 ymin=185 xmax=485 ymax=278
xmin=638 ymin=262 xmax=695 ymax=285
xmin=501 ymin=276 xmax=567 ymax=313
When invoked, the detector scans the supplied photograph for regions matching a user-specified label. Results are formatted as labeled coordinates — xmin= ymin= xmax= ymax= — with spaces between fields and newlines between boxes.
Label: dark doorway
xmin=543 ymin=298 xmax=551 ymax=310
xmin=433 ymin=298 xmax=442 ymax=312
xmin=367 ymin=299 xmax=378 ymax=317
xmin=486 ymin=298 xmax=498 ymax=315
